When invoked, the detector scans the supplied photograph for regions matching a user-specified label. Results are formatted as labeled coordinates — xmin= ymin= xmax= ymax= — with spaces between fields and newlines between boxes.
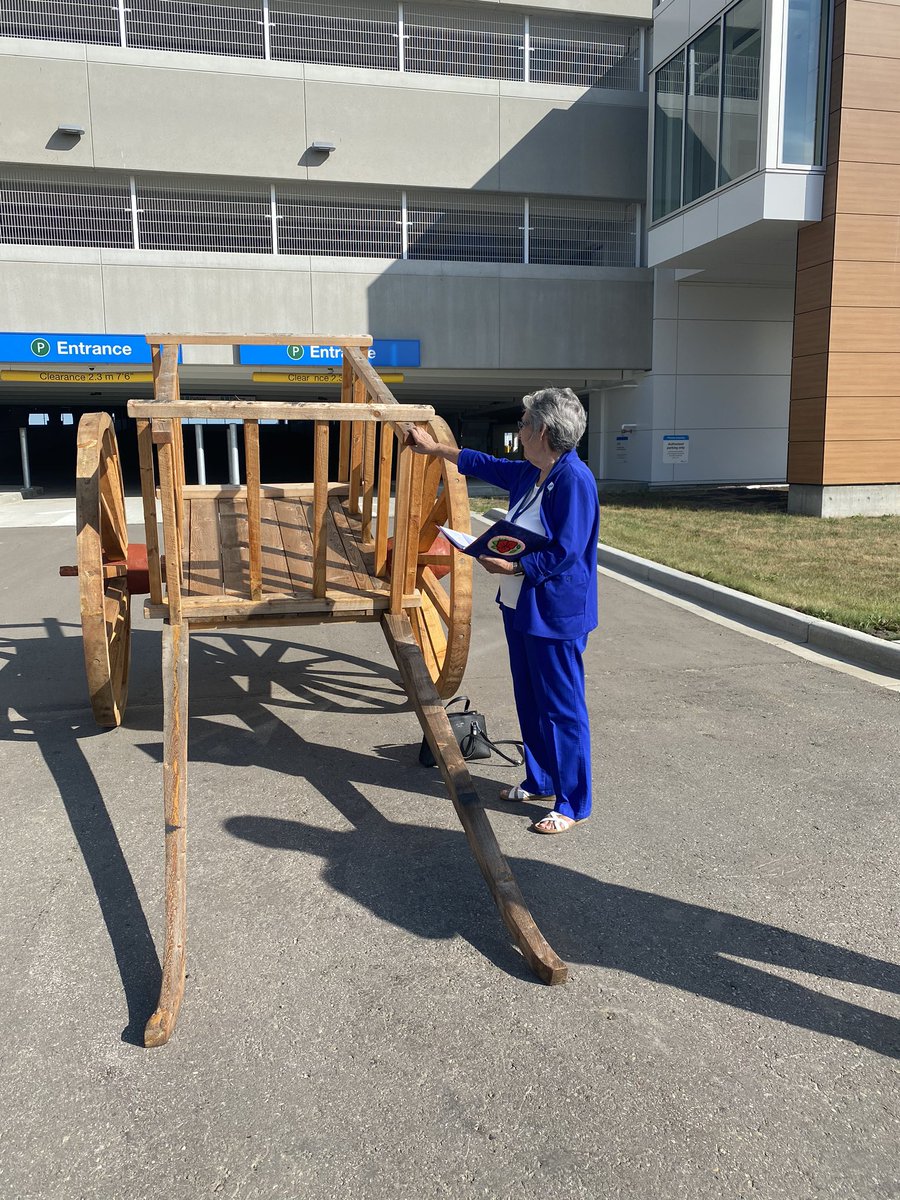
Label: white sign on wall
xmin=662 ymin=434 xmax=689 ymax=463
xmin=615 ymin=435 xmax=629 ymax=462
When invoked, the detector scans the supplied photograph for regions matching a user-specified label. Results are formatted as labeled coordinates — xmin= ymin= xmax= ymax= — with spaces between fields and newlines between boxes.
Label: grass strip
xmin=471 ymin=489 xmax=900 ymax=639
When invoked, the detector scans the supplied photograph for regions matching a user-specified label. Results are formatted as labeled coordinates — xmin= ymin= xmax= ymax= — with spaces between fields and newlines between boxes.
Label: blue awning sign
xmin=0 ymin=332 xmax=155 ymax=364
xmin=239 ymin=339 xmax=421 ymax=368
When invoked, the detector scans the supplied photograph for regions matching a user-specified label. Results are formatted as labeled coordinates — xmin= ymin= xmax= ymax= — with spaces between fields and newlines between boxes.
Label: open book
xmin=438 ymin=518 xmax=549 ymax=562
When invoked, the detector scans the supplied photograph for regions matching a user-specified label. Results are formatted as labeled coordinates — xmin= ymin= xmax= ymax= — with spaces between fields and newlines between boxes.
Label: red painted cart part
xmin=386 ymin=532 xmax=453 ymax=580
xmin=58 ymin=544 xmax=163 ymax=594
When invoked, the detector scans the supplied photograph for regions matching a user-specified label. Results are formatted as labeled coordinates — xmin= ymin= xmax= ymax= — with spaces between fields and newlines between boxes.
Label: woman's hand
xmin=404 ymin=425 xmax=462 ymax=466
xmin=405 ymin=425 xmax=441 ymax=455
xmin=478 ymin=556 xmax=521 ymax=576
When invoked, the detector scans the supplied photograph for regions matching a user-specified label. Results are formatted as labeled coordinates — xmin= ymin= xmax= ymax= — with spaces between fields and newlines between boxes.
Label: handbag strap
xmin=461 ymin=726 xmax=525 ymax=767
xmin=444 ymin=695 xmax=471 ymax=714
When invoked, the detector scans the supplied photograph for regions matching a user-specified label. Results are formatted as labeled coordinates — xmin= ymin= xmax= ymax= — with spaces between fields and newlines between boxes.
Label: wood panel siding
xmin=788 ymin=0 xmax=900 ymax=488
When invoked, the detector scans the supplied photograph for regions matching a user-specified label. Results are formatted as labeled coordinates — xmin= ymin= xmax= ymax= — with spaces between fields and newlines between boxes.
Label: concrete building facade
xmin=1 ymin=0 xmax=898 ymax=510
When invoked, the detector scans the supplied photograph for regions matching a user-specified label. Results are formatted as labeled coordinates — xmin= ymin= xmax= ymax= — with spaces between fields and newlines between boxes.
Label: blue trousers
xmin=501 ymin=605 xmax=592 ymax=821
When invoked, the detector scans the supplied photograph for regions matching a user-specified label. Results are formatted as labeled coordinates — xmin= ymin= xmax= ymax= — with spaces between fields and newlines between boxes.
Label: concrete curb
xmin=477 ymin=507 xmax=900 ymax=677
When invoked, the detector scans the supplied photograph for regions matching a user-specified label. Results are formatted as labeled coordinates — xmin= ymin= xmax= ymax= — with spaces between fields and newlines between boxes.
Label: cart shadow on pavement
xmin=0 ymin=618 xmax=163 ymax=1045
xmin=5 ymin=623 xmax=899 ymax=1058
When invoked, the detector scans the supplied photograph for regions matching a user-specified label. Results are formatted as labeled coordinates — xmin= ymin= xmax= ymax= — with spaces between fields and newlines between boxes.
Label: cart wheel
xmin=409 ymin=415 xmax=472 ymax=699
xmin=76 ymin=412 xmax=131 ymax=727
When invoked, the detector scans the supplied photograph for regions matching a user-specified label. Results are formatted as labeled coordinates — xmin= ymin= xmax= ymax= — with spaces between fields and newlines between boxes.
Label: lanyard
xmin=508 ymin=461 xmax=558 ymax=523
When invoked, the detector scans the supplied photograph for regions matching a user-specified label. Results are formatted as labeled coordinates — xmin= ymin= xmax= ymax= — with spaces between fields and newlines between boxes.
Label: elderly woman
xmin=407 ymin=387 xmax=599 ymax=835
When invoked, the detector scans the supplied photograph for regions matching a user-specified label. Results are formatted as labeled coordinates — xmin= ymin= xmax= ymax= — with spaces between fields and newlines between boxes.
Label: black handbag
xmin=419 ymin=696 xmax=524 ymax=768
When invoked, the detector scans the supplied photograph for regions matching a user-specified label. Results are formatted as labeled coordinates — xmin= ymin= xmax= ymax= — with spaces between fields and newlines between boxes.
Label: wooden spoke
xmin=407 ymin=416 xmax=472 ymax=698
xmin=76 ymin=413 xmax=132 ymax=727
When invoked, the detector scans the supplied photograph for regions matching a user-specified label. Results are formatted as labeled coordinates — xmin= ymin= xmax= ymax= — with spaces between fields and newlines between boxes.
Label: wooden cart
xmin=64 ymin=334 xmax=567 ymax=1046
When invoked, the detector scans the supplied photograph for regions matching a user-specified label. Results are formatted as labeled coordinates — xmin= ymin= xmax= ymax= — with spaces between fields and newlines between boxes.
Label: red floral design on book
xmin=489 ymin=536 xmax=525 ymax=556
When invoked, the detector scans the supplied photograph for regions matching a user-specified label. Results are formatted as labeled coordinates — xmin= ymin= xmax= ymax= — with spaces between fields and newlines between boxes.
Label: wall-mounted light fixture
xmin=57 ymin=124 xmax=85 ymax=137
xmin=310 ymin=140 xmax=336 ymax=154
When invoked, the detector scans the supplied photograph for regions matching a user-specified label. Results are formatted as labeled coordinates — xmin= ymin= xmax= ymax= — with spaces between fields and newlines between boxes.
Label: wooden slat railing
xmin=134 ymin=335 xmax=435 ymax=627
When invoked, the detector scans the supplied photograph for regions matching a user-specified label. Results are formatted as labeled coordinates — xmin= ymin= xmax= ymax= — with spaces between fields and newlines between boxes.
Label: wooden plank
xmin=128 ymin=400 xmax=435 ymax=422
xmin=312 ymin=421 xmax=329 ymax=598
xmin=135 ymin=418 xmax=163 ymax=605
xmin=339 ymin=355 xmax=352 ymax=482
xmin=187 ymin=612 xmax=382 ymax=632
xmin=829 ymin=306 xmax=900 ymax=352
xmin=404 ymin=449 xmax=427 ymax=596
xmin=373 ymin=422 xmax=394 ymax=578
xmin=389 ymin=444 xmax=413 ymax=614
xmin=380 ymin=612 xmax=568 ymax=987
xmin=833 ymin=213 xmax=900 ymax=261
xmin=822 ymin=438 xmax=900 ymax=485
xmin=187 ymin=498 xmax=224 ymax=597
xmin=146 ymin=334 xmax=373 ymax=347
xmin=788 ymin=397 xmax=827 ymax=443
xmin=154 ymin=343 xmax=180 ymax=404
xmin=841 ymin=53 xmax=900 ymax=113
xmin=836 ymin=161 xmax=900 ymax=216
xmin=259 ymin=498 xmax=292 ymax=593
xmin=348 ymin=371 xmax=366 ymax=513
xmin=145 ymin=592 xmax=421 ymax=621
xmin=244 ymin=419 xmax=262 ymax=600
xmin=177 ymin=483 xmax=349 ymax=500
xmin=156 ymin=439 xmax=182 ymax=625
xmin=790 ymin=353 xmax=828 ymax=400
xmin=360 ymin=420 xmax=377 ymax=542
xmin=824 ymin=395 xmax=900 ymax=440
xmin=274 ymin=497 xmax=314 ymax=593
xmin=833 ymin=259 xmax=900 ymax=307
xmin=828 ymin=352 xmax=900 ymax=395
xmin=792 ymin=309 xmax=830 ymax=358
xmin=343 ymin=345 xmax=397 ymax=407
xmin=329 ymin=496 xmax=381 ymax=592
xmin=794 ymin=263 xmax=833 ymax=315
xmin=218 ymin=497 xmax=249 ymax=595
xmin=145 ymin=620 xmax=190 ymax=1048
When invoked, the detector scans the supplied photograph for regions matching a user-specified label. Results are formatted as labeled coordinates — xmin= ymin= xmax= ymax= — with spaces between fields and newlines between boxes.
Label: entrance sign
xmin=0 ymin=332 xmax=155 ymax=363
xmin=2 ymin=370 xmax=154 ymax=383
xmin=240 ymin=339 xmax=420 ymax=368
xmin=662 ymin=434 xmax=689 ymax=463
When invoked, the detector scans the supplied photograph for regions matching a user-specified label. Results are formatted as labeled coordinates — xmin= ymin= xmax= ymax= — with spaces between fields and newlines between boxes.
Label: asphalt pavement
xmin=0 ymin=520 xmax=897 ymax=1200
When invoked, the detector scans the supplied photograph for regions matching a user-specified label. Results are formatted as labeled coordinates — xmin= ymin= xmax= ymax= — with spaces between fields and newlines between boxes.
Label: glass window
xmin=782 ymin=0 xmax=829 ymax=164
xmin=720 ymin=0 xmax=762 ymax=184
xmin=652 ymin=53 xmax=686 ymax=221
xmin=684 ymin=25 xmax=721 ymax=204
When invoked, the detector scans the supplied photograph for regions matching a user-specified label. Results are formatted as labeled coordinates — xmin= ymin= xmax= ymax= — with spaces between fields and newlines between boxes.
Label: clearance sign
xmin=1 ymin=370 xmax=154 ymax=384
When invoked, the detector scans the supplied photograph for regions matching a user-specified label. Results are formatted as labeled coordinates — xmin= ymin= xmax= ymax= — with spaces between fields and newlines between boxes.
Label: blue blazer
xmin=457 ymin=448 xmax=600 ymax=639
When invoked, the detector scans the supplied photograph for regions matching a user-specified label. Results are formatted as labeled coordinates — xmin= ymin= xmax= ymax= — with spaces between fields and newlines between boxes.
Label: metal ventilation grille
xmin=530 ymin=14 xmax=641 ymax=90
xmin=0 ymin=171 xmax=132 ymax=247
xmin=135 ymin=179 xmax=272 ymax=252
xmin=403 ymin=2 xmax=523 ymax=80
xmin=0 ymin=0 xmax=119 ymax=43
xmin=275 ymin=185 xmax=402 ymax=257
xmin=125 ymin=0 xmax=265 ymax=57
xmin=529 ymin=197 xmax=637 ymax=267
xmin=407 ymin=191 xmax=523 ymax=262
xmin=270 ymin=0 xmax=398 ymax=68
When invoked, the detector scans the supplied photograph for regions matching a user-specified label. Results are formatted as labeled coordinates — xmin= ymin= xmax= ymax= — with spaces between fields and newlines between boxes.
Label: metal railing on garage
xmin=1 ymin=0 xmax=645 ymax=91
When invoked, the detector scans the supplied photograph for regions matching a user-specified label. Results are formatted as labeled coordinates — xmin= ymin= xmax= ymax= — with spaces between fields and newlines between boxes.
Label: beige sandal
xmin=530 ymin=812 xmax=588 ymax=835
xmin=499 ymin=784 xmax=555 ymax=803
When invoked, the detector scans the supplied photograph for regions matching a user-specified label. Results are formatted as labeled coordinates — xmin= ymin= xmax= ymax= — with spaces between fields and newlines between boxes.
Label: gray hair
xmin=522 ymin=387 xmax=587 ymax=453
